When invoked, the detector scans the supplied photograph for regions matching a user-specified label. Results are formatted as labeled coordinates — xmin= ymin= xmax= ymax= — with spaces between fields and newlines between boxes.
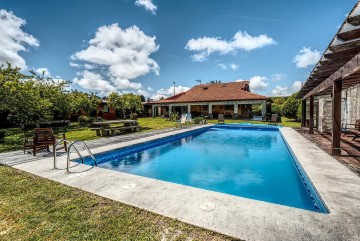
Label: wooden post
xmin=301 ymin=99 xmax=306 ymax=127
xmin=309 ymin=96 xmax=314 ymax=134
xmin=331 ymin=79 xmax=342 ymax=156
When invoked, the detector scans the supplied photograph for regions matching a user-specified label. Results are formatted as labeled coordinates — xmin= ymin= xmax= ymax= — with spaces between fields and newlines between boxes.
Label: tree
xmin=282 ymin=92 xmax=301 ymax=120
xmin=0 ymin=63 xmax=52 ymax=128
xmin=69 ymin=90 xmax=100 ymax=117
xmin=108 ymin=93 xmax=144 ymax=119
xmin=139 ymin=95 xmax=146 ymax=102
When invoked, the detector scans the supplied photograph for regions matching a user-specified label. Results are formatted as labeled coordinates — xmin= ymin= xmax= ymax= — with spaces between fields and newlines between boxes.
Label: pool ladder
xmin=54 ymin=139 xmax=97 ymax=173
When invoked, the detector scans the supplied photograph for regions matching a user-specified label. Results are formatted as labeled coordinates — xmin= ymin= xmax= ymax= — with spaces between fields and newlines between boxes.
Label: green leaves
xmin=108 ymin=92 xmax=144 ymax=119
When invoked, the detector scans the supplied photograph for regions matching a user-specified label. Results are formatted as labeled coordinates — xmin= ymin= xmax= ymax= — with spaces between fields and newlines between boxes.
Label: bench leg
xmin=95 ymin=130 xmax=101 ymax=136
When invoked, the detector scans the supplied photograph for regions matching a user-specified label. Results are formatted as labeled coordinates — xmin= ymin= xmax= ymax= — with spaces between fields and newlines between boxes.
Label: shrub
xmin=169 ymin=112 xmax=179 ymax=122
xmin=282 ymin=92 xmax=301 ymax=120
xmin=78 ymin=116 xmax=95 ymax=127
xmin=271 ymin=104 xmax=283 ymax=116
xmin=193 ymin=116 xmax=204 ymax=124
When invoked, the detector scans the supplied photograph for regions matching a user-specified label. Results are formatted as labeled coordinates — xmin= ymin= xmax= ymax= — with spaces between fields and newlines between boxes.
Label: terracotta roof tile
xmin=150 ymin=81 xmax=267 ymax=104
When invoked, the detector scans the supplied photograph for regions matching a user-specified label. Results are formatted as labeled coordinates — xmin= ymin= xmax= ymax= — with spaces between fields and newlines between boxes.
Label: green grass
xmin=207 ymin=117 xmax=301 ymax=128
xmin=0 ymin=117 xmax=300 ymax=153
xmin=0 ymin=165 xmax=238 ymax=240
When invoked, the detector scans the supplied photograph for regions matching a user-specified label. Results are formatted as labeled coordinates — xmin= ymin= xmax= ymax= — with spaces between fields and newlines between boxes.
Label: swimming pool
xmin=79 ymin=125 xmax=328 ymax=213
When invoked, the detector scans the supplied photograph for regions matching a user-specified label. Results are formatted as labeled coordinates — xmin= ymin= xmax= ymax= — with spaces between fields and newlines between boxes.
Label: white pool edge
xmin=10 ymin=126 xmax=360 ymax=241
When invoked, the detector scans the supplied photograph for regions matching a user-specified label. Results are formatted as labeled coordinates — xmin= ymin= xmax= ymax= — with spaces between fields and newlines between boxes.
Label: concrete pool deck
xmin=2 ymin=126 xmax=360 ymax=240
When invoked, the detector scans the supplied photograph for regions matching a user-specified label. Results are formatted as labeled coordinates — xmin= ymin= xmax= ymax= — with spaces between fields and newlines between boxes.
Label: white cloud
xmin=217 ymin=63 xmax=227 ymax=70
xmin=248 ymin=76 xmax=269 ymax=91
xmin=230 ymin=63 xmax=238 ymax=70
xmin=135 ymin=0 xmax=157 ymax=15
xmin=151 ymin=85 xmax=190 ymax=100
xmin=71 ymin=23 xmax=159 ymax=94
xmin=293 ymin=47 xmax=321 ymax=68
xmin=73 ymin=70 xmax=117 ymax=95
xmin=147 ymin=87 xmax=153 ymax=91
xmin=271 ymin=74 xmax=286 ymax=82
xmin=271 ymin=80 xmax=302 ymax=96
xmin=35 ymin=67 xmax=51 ymax=77
xmin=217 ymin=63 xmax=238 ymax=71
xmin=185 ymin=31 xmax=275 ymax=62
xmin=0 ymin=9 xmax=39 ymax=69
xmin=69 ymin=62 xmax=80 ymax=67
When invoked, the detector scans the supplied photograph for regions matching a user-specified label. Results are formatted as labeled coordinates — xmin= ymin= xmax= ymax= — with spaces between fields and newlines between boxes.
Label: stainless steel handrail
xmin=53 ymin=139 xmax=83 ymax=169
xmin=66 ymin=140 xmax=97 ymax=173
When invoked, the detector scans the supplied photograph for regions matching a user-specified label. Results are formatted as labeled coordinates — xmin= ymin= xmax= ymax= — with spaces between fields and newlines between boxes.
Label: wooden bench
xmin=90 ymin=128 xmax=102 ymax=136
xmin=107 ymin=126 xmax=141 ymax=136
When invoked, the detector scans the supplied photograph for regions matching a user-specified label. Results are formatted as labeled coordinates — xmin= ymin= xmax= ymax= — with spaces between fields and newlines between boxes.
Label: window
xmin=103 ymin=104 xmax=109 ymax=113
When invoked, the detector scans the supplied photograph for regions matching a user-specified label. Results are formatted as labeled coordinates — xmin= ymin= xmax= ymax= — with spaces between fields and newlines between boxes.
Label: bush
xmin=271 ymin=104 xmax=283 ymax=116
xmin=282 ymin=92 xmax=301 ymax=120
xmin=193 ymin=117 xmax=204 ymax=124
xmin=78 ymin=116 xmax=95 ymax=127
xmin=169 ymin=112 xmax=179 ymax=122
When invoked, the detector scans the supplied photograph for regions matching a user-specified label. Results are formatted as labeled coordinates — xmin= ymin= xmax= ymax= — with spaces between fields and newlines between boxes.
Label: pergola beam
xmin=302 ymin=52 xmax=360 ymax=100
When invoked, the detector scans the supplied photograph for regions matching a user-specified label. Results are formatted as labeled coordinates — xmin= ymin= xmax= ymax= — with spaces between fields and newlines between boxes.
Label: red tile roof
xmin=150 ymin=81 xmax=267 ymax=104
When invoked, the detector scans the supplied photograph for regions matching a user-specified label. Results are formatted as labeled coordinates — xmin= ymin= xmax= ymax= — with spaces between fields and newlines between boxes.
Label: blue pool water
xmin=80 ymin=125 xmax=327 ymax=213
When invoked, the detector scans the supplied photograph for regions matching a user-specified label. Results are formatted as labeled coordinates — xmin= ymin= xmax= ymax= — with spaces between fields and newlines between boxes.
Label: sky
xmin=0 ymin=0 xmax=357 ymax=99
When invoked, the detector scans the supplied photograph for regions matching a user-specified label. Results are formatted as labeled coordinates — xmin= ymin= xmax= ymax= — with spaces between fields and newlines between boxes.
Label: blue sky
xmin=0 ymin=0 xmax=356 ymax=99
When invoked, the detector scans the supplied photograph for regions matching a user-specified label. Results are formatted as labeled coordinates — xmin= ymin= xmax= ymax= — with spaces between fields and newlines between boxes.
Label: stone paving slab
xmin=2 ymin=126 xmax=360 ymax=240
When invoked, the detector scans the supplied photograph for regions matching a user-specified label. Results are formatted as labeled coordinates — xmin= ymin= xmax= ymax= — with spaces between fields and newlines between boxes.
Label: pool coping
xmin=9 ymin=126 xmax=360 ymax=241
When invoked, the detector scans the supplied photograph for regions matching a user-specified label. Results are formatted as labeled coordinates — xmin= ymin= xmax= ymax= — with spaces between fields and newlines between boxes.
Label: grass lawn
xmin=0 ymin=117 xmax=300 ymax=153
xmin=0 ymin=165 xmax=237 ymax=241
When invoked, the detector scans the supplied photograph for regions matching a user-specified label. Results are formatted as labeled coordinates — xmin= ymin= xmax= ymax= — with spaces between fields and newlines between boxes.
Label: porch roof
xmin=299 ymin=1 xmax=360 ymax=99
xmin=148 ymin=81 xmax=267 ymax=104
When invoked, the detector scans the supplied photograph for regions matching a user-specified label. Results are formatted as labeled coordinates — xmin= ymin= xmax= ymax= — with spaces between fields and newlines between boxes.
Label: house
xmin=70 ymin=100 xmax=116 ymax=121
xmin=96 ymin=100 xmax=116 ymax=120
xmin=146 ymin=81 xmax=267 ymax=119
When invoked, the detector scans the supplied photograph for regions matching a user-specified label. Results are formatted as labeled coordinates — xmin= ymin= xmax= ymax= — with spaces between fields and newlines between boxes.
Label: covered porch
xmin=299 ymin=10 xmax=360 ymax=156
xmin=151 ymin=100 xmax=266 ymax=119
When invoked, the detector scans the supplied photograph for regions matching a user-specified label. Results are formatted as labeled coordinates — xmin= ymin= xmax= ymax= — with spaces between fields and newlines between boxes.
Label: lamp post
xmin=173 ymin=81 xmax=175 ymax=96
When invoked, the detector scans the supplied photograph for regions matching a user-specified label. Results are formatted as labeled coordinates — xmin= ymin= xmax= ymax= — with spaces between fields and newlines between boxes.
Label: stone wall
xmin=317 ymin=96 xmax=332 ymax=133
xmin=316 ymin=83 xmax=360 ymax=133
xmin=346 ymin=83 xmax=360 ymax=124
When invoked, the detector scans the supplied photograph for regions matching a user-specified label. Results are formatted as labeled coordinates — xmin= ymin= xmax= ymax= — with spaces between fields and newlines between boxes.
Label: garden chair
xmin=186 ymin=114 xmax=193 ymax=124
xmin=252 ymin=115 xmax=263 ymax=121
xmin=177 ymin=114 xmax=188 ymax=127
xmin=343 ymin=119 xmax=360 ymax=141
xmin=269 ymin=114 xmax=278 ymax=125
xmin=218 ymin=114 xmax=225 ymax=124
xmin=31 ymin=128 xmax=56 ymax=156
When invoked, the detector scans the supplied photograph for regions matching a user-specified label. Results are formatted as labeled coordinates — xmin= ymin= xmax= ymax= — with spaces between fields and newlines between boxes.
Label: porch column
xmin=187 ymin=104 xmax=191 ymax=114
xmin=331 ymin=79 xmax=342 ymax=156
xmin=208 ymin=103 xmax=212 ymax=115
xmin=261 ymin=100 xmax=266 ymax=118
xmin=309 ymin=95 xmax=314 ymax=134
xmin=234 ymin=103 xmax=238 ymax=114
xmin=234 ymin=103 xmax=238 ymax=119
xmin=152 ymin=105 xmax=156 ymax=118
xmin=169 ymin=105 xmax=173 ymax=114
xmin=301 ymin=99 xmax=306 ymax=127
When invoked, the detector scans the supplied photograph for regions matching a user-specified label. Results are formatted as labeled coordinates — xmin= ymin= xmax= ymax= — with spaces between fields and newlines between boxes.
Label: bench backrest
xmin=34 ymin=128 xmax=55 ymax=143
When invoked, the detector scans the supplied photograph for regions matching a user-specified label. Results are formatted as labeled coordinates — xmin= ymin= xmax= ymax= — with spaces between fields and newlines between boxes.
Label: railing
xmin=53 ymin=139 xmax=82 ymax=169
xmin=66 ymin=140 xmax=97 ymax=173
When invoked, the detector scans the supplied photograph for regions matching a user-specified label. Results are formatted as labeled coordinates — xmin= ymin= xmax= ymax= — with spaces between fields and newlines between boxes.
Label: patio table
xmin=91 ymin=120 xmax=139 ymax=136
